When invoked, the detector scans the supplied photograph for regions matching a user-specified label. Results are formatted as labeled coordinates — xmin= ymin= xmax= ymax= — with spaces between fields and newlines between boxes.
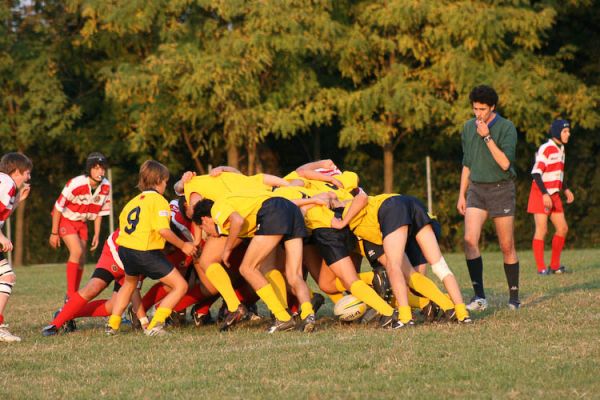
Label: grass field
xmin=1 ymin=249 xmax=599 ymax=399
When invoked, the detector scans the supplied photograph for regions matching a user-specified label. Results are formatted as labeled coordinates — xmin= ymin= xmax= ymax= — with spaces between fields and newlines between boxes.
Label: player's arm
xmin=173 ymin=171 xmax=196 ymax=196
xmin=331 ymin=189 xmax=368 ymax=229
xmin=476 ymin=120 xmax=513 ymax=171
xmin=0 ymin=230 xmax=13 ymax=252
xmin=15 ymin=183 xmax=31 ymax=205
xmin=159 ymin=228 xmax=197 ymax=257
xmin=221 ymin=212 xmax=244 ymax=267
xmin=210 ymin=166 xmax=241 ymax=176
xmin=91 ymin=216 xmax=102 ymax=251
xmin=457 ymin=166 xmax=470 ymax=216
xmin=49 ymin=208 xmax=62 ymax=248
xmin=262 ymin=174 xmax=290 ymax=188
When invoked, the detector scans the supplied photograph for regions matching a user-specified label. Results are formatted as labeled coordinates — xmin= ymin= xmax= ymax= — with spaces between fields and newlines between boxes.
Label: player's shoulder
xmin=0 ymin=172 xmax=16 ymax=192
xmin=66 ymin=174 xmax=88 ymax=187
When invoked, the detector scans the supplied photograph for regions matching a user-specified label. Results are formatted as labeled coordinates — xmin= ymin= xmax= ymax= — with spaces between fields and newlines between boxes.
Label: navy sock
xmin=503 ymin=262 xmax=520 ymax=304
xmin=466 ymin=256 xmax=485 ymax=299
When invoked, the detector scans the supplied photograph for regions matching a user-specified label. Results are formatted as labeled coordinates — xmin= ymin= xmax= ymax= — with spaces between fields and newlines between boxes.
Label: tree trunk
xmin=383 ymin=143 xmax=394 ymax=193
xmin=313 ymin=130 xmax=321 ymax=160
xmin=14 ymin=199 xmax=25 ymax=267
xmin=181 ymin=128 xmax=206 ymax=174
xmin=227 ymin=144 xmax=239 ymax=169
xmin=247 ymin=142 xmax=256 ymax=175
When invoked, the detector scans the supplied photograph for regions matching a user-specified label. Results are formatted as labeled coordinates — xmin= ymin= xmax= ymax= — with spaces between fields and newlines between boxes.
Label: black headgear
xmin=86 ymin=152 xmax=108 ymax=176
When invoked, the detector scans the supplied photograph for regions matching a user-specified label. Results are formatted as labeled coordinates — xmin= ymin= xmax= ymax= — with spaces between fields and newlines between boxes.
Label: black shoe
xmin=191 ymin=304 xmax=214 ymax=326
xmin=267 ymin=317 xmax=296 ymax=333
xmin=296 ymin=314 xmax=316 ymax=333
xmin=550 ymin=266 xmax=567 ymax=274
xmin=508 ymin=301 xmax=521 ymax=310
xmin=372 ymin=267 xmax=392 ymax=302
xmin=310 ymin=293 xmax=325 ymax=315
xmin=360 ymin=307 xmax=380 ymax=324
xmin=41 ymin=325 xmax=58 ymax=337
xmin=220 ymin=304 xmax=248 ymax=332
xmin=216 ymin=303 xmax=228 ymax=323
xmin=379 ymin=310 xmax=404 ymax=329
xmin=421 ymin=301 xmax=440 ymax=323
xmin=165 ymin=311 xmax=186 ymax=327
xmin=64 ymin=319 xmax=77 ymax=333
xmin=244 ymin=303 xmax=263 ymax=321
xmin=127 ymin=305 xmax=143 ymax=330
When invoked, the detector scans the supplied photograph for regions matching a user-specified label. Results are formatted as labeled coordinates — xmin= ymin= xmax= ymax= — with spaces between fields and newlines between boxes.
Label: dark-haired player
xmin=49 ymin=152 xmax=111 ymax=302
xmin=456 ymin=85 xmax=520 ymax=311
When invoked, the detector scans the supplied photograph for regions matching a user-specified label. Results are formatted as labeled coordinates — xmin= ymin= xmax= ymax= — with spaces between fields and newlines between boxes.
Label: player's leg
xmin=494 ymin=215 xmax=520 ymax=308
xmin=549 ymin=212 xmax=568 ymax=272
xmin=283 ymin=237 xmax=314 ymax=330
xmin=239 ymin=235 xmax=293 ymax=328
xmin=106 ymin=274 xmax=139 ymax=334
xmin=532 ymin=213 xmax=549 ymax=273
xmin=62 ymin=233 xmax=86 ymax=298
xmin=146 ymin=268 xmax=188 ymax=331
xmin=382 ymin=226 xmax=412 ymax=324
xmin=197 ymin=235 xmax=241 ymax=313
xmin=464 ymin=207 xmax=488 ymax=306
xmin=304 ymin=245 xmax=344 ymax=304
xmin=413 ymin=225 xmax=470 ymax=322
xmin=0 ymin=256 xmax=19 ymax=342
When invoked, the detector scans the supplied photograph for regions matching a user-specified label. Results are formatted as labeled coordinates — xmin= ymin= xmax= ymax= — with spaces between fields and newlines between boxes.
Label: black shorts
xmin=256 ymin=197 xmax=307 ymax=241
xmin=466 ymin=180 xmax=516 ymax=217
xmin=117 ymin=247 xmax=174 ymax=280
xmin=362 ymin=219 xmax=441 ymax=267
xmin=311 ymin=227 xmax=357 ymax=266
xmin=378 ymin=195 xmax=433 ymax=240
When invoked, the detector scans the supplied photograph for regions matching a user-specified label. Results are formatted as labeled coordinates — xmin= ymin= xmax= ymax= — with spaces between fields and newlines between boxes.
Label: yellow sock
xmin=350 ymin=280 xmax=394 ymax=317
xmin=300 ymin=302 xmax=315 ymax=319
xmin=334 ymin=278 xmax=346 ymax=293
xmin=147 ymin=307 xmax=172 ymax=330
xmin=398 ymin=305 xmax=413 ymax=324
xmin=359 ymin=271 xmax=374 ymax=285
xmin=265 ymin=269 xmax=288 ymax=308
xmin=206 ymin=263 xmax=241 ymax=312
xmin=327 ymin=292 xmax=344 ymax=304
xmin=257 ymin=284 xmax=291 ymax=322
xmin=107 ymin=314 xmax=121 ymax=330
xmin=408 ymin=292 xmax=430 ymax=309
xmin=455 ymin=303 xmax=469 ymax=321
xmin=409 ymin=273 xmax=455 ymax=311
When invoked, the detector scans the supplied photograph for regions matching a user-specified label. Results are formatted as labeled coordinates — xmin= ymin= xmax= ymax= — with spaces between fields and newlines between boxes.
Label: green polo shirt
xmin=461 ymin=114 xmax=517 ymax=183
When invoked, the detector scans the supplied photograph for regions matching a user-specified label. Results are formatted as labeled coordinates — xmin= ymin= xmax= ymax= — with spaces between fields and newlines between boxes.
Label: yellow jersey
xmin=211 ymin=191 xmax=274 ymax=238
xmin=272 ymin=185 xmax=334 ymax=231
xmin=116 ymin=191 xmax=171 ymax=250
xmin=283 ymin=171 xmax=356 ymax=202
xmin=344 ymin=193 xmax=397 ymax=245
xmin=183 ymin=172 xmax=269 ymax=203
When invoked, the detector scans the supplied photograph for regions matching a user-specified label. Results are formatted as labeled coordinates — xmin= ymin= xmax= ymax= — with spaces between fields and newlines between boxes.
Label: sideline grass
xmin=1 ymin=249 xmax=599 ymax=399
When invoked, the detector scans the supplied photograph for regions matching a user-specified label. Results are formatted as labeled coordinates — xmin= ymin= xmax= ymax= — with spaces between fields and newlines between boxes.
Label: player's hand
xmin=331 ymin=217 xmax=347 ymax=230
xmin=457 ymin=195 xmax=466 ymax=216
xmin=19 ymin=183 xmax=31 ymax=202
xmin=0 ymin=235 xmax=13 ymax=252
xmin=90 ymin=234 xmax=100 ymax=251
xmin=329 ymin=177 xmax=344 ymax=188
xmin=49 ymin=233 xmax=61 ymax=249
xmin=322 ymin=159 xmax=337 ymax=170
xmin=181 ymin=171 xmax=196 ymax=184
xmin=209 ymin=167 xmax=224 ymax=177
xmin=564 ymin=189 xmax=575 ymax=204
xmin=181 ymin=242 xmax=197 ymax=257
xmin=221 ymin=248 xmax=232 ymax=268
xmin=475 ymin=119 xmax=490 ymax=137
xmin=542 ymin=193 xmax=553 ymax=211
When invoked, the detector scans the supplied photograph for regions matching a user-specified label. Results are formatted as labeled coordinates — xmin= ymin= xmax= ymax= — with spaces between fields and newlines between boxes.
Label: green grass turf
xmin=1 ymin=249 xmax=599 ymax=399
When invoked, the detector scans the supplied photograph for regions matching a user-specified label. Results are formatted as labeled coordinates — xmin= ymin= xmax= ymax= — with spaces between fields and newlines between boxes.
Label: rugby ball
xmin=333 ymin=295 xmax=367 ymax=322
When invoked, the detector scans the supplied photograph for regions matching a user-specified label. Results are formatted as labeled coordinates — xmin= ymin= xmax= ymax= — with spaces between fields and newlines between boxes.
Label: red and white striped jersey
xmin=169 ymin=200 xmax=193 ymax=242
xmin=0 ymin=172 xmax=17 ymax=228
xmin=54 ymin=175 xmax=111 ymax=221
xmin=531 ymin=139 xmax=565 ymax=195
xmin=105 ymin=229 xmax=124 ymax=270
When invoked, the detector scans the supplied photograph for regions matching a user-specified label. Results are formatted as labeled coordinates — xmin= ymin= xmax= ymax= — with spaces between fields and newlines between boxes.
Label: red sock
xmin=66 ymin=261 xmax=80 ymax=297
xmin=550 ymin=235 xmax=566 ymax=270
xmin=75 ymin=299 xmax=109 ymax=318
xmin=235 ymin=285 xmax=259 ymax=305
xmin=288 ymin=292 xmax=299 ymax=315
xmin=75 ymin=264 xmax=85 ymax=292
xmin=142 ymin=283 xmax=168 ymax=310
xmin=532 ymin=239 xmax=546 ymax=272
xmin=51 ymin=292 xmax=88 ymax=328
xmin=0 ymin=314 xmax=4 ymax=325
xmin=173 ymin=286 xmax=204 ymax=312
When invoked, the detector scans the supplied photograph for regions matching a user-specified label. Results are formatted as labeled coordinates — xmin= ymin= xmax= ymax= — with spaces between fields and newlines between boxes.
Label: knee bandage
xmin=431 ymin=257 xmax=453 ymax=281
xmin=0 ymin=259 xmax=15 ymax=296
